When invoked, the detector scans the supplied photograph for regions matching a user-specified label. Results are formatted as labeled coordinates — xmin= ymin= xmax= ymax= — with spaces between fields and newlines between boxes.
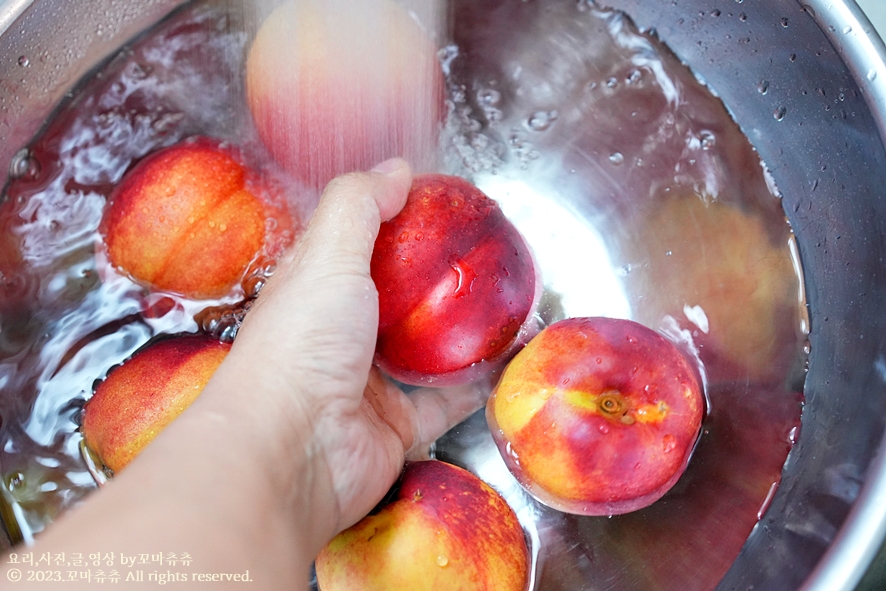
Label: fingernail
xmin=371 ymin=158 xmax=406 ymax=175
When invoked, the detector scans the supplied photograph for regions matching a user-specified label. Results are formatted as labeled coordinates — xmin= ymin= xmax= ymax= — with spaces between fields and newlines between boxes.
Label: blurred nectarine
xmin=245 ymin=0 xmax=445 ymax=189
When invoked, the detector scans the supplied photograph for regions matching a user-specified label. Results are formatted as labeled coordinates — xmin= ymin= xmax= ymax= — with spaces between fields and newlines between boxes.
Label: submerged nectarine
xmin=487 ymin=317 xmax=704 ymax=515
xmin=102 ymin=138 xmax=269 ymax=299
xmin=246 ymin=0 xmax=444 ymax=189
xmin=620 ymin=193 xmax=801 ymax=382
xmin=316 ymin=460 xmax=529 ymax=591
xmin=81 ymin=334 xmax=230 ymax=473
xmin=371 ymin=174 xmax=538 ymax=386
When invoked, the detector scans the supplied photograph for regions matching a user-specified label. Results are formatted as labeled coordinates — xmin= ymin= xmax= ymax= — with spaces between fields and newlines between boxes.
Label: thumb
xmin=292 ymin=158 xmax=412 ymax=280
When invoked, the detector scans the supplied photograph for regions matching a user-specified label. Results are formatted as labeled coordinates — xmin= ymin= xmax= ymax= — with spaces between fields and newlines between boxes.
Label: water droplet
xmin=598 ymin=424 xmax=610 ymax=434
xmin=789 ymin=53 xmax=797 ymax=62
xmin=17 ymin=55 xmax=29 ymax=67
xmin=662 ymin=434 xmax=677 ymax=453
xmin=626 ymin=70 xmax=642 ymax=84
xmin=780 ymin=17 xmax=789 ymax=28
xmin=477 ymin=88 xmax=501 ymax=107
xmin=757 ymin=80 xmax=769 ymax=94
xmin=608 ymin=152 xmax=625 ymax=165
xmin=527 ymin=110 xmax=558 ymax=131
xmin=436 ymin=555 xmax=449 ymax=567
xmin=739 ymin=13 xmax=747 ymax=22
xmin=843 ymin=25 xmax=852 ymax=34
xmin=606 ymin=76 xmax=618 ymax=88
xmin=449 ymin=255 xmax=477 ymax=298
xmin=8 ymin=148 xmax=41 ymax=180
xmin=868 ymin=69 xmax=878 ymax=82
xmin=699 ymin=130 xmax=716 ymax=149
xmin=710 ymin=9 xmax=721 ymax=17
xmin=773 ymin=106 xmax=787 ymax=121
xmin=626 ymin=335 xmax=638 ymax=344
xmin=398 ymin=231 xmax=409 ymax=243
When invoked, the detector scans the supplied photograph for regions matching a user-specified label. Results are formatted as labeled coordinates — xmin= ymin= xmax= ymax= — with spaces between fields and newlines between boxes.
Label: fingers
xmin=232 ymin=159 xmax=412 ymax=396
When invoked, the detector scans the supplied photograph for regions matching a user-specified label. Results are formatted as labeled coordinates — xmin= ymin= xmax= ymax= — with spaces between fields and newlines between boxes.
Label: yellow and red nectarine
xmin=316 ymin=460 xmax=529 ymax=591
xmin=102 ymin=138 xmax=271 ymax=299
xmin=81 ymin=334 xmax=230 ymax=473
xmin=487 ymin=316 xmax=704 ymax=516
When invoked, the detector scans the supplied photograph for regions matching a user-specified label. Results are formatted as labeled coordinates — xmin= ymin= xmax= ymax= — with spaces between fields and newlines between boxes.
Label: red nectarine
xmin=316 ymin=460 xmax=529 ymax=591
xmin=371 ymin=174 xmax=538 ymax=386
xmin=81 ymin=334 xmax=230 ymax=473
xmin=487 ymin=316 xmax=704 ymax=515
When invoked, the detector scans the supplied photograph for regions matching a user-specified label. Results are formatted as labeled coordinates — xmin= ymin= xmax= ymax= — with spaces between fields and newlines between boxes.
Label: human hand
xmin=215 ymin=158 xmax=489 ymax=550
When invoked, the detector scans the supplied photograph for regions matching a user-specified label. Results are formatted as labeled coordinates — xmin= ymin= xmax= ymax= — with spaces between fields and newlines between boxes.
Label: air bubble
xmin=477 ymin=88 xmax=501 ymax=107
xmin=8 ymin=148 xmax=41 ymax=180
xmin=527 ymin=110 xmax=558 ymax=131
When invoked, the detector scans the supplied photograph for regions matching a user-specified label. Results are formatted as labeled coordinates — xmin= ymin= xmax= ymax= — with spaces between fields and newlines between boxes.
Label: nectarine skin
xmin=246 ymin=0 xmax=444 ymax=189
xmin=81 ymin=334 xmax=230 ymax=473
xmin=487 ymin=317 xmax=704 ymax=516
xmin=316 ymin=460 xmax=529 ymax=591
xmin=371 ymin=174 xmax=538 ymax=386
xmin=102 ymin=138 xmax=267 ymax=299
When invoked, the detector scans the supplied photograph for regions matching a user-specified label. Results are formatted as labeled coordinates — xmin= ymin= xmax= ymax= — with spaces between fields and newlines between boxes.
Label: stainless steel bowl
xmin=1 ymin=1 xmax=885 ymax=590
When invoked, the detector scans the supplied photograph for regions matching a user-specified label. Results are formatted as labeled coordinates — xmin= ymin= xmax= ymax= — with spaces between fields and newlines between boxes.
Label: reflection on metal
xmin=0 ymin=0 xmax=33 ymax=36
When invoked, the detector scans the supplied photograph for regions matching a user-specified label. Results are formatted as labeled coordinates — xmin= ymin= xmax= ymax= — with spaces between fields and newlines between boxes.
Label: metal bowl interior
xmin=1 ymin=1 xmax=886 ymax=590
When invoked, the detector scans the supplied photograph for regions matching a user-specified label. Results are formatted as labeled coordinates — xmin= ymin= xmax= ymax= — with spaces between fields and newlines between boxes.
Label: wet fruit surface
xmin=102 ymin=138 xmax=269 ymax=299
xmin=81 ymin=334 xmax=230 ymax=473
xmin=316 ymin=460 xmax=530 ymax=591
xmin=372 ymin=174 xmax=538 ymax=386
xmin=487 ymin=317 xmax=704 ymax=515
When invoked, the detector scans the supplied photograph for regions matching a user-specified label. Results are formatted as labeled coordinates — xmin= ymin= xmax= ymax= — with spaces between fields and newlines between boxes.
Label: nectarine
xmin=81 ymin=334 xmax=230 ymax=473
xmin=316 ymin=460 xmax=529 ymax=591
xmin=102 ymin=138 xmax=269 ymax=299
xmin=620 ymin=193 xmax=801 ymax=382
xmin=371 ymin=174 xmax=538 ymax=386
xmin=245 ymin=0 xmax=445 ymax=189
xmin=487 ymin=316 xmax=704 ymax=515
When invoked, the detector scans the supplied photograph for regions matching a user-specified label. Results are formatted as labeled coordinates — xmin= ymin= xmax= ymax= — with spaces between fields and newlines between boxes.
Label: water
xmin=0 ymin=1 xmax=806 ymax=590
